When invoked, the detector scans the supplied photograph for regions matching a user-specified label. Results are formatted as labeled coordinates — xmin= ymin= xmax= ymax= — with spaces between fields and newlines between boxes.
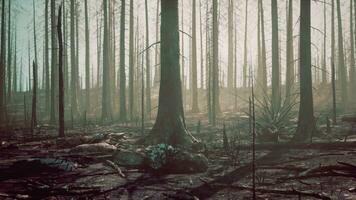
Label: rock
xmin=70 ymin=142 xmax=117 ymax=154
xmin=112 ymin=149 xmax=146 ymax=167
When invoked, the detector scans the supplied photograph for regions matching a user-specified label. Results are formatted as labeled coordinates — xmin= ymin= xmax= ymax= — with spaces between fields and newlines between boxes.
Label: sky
xmin=7 ymin=0 xmax=353 ymax=90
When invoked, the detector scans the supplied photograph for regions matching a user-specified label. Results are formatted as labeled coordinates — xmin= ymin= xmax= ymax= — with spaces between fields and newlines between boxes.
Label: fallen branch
xmin=105 ymin=160 xmax=126 ymax=178
xmin=213 ymin=183 xmax=331 ymax=200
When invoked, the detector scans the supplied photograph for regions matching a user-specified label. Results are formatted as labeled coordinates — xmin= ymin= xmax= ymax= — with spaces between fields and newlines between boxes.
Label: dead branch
xmin=105 ymin=160 xmax=126 ymax=178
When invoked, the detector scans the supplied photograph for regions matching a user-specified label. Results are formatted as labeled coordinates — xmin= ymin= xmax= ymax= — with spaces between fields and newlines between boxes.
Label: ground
xmin=0 ymin=113 xmax=356 ymax=200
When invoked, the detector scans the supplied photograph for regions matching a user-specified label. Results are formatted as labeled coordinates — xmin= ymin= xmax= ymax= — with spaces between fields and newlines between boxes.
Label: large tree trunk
xmin=144 ymin=0 xmax=196 ymax=146
xmin=84 ymin=0 xmax=90 ymax=112
xmin=119 ymin=0 xmax=127 ymax=121
xmin=260 ymin=0 xmax=267 ymax=92
xmin=336 ymin=0 xmax=348 ymax=109
xmin=295 ymin=0 xmax=315 ymax=142
xmin=57 ymin=5 xmax=65 ymax=138
xmin=191 ymin=0 xmax=199 ymax=113
xmin=70 ymin=0 xmax=78 ymax=118
xmin=271 ymin=0 xmax=281 ymax=111
xmin=331 ymin=0 xmax=337 ymax=124
xmin=0 ymin=0 xmax=5 ymax=123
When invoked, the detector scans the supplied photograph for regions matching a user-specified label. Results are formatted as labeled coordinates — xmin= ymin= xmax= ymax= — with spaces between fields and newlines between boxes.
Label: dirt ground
xmin=0 ymin=115 xmax=356 ymax=200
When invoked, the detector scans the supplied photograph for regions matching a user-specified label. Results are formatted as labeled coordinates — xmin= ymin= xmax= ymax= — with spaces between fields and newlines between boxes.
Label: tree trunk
xmin=44 ymin=0 xmax=50 ymax=115
xmin=260 ymin=0 xmax=267 ymax=92
xmin=0 ymin=0 xmax=5 ymax=123
xmin=331 ymin=0 xmax=337 ymax=124
xmin=336 ymin=0 xmax=348 ymax=109
xmin=129 ymin=0 xmax=135 ymax=120
xmin=119 ymin=0 xmax=127 ymax=121
xmin=322 ymin=0 xmax=327 ymax=85
xmin=144 ymin=0 xmax=197 ymax=146
xmin=227 ymin=0 xmax=234 ymax=91
xmin=50 ymin=0 xmax=57 ymax=123
xmin=84 ymin=0 xmax=90 ymax=111
xmin=350 ymin=0 xmax=356 ymax=99
xmin=191 ymin=0 xmax=199 ymax=113
xmin=212 ymin=0 xmax=220 ymax=125
xmin=285 ymin=0 xmax=294 ymax=104
xmin=31 ymin=61 xmax=37 ymax=134
xmin=295 ymin=0 xmax=315 ymax=142
xmin=7 ymin=0 xmax=11 ymax=102
xmin=242 ymin=0 xmax=248 ymax=88
xmin=102 ymin=0 xmax=112 ymax=121
xmin=145 ymin=0 xmax=151 ymax=119
xmin=57 ymin=5 xmax=65 ymax=138
xmin=153 ymin=0 xmax=160 ymax=88
xmin=271 ymin=0 xmax=281 ymax=111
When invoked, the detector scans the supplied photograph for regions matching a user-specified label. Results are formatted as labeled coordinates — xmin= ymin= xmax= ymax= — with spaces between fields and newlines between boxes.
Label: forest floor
xmin=0 ymin=114 xmax=356 ymax=200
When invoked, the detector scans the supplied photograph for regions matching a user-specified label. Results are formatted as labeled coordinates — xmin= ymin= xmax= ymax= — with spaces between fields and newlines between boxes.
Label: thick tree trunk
xmin=119 ymin=0 xmax=127 ymax=121
xmin=191 ymin=0 xmax=199 ymax=113
xmin=331 ymin=0 xmax=337 ymax=124
xmin=260 ymin=0 xmax=267 ymax=92
xmin=145 ymin=0 xmax=196 ymax=146
xmin=212 ymin=0 xmax=220 ymax=125
xmin=57 ymin=5 xmax=65 ymax=138
xmin=295 ymin=0 xmax=315 ymax=142
xmin=271 ymin=0 xmax=281 ymax=111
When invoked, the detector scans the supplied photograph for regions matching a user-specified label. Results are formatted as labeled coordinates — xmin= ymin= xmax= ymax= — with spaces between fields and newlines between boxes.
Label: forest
xmin=0 ymin=0 xmax=356 ymax=199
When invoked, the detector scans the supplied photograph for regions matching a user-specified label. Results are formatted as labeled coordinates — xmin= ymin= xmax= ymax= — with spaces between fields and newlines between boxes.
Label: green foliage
xmin=255 ymin=96 xmax=297 ymax=142
xmin=147 ymin=144 xmax=176 ymax=170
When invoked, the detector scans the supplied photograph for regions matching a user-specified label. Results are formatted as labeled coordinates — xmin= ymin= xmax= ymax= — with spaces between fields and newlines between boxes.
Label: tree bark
xmin=50 ymin=0 xmax=57 ymax=123
xmin=191 ymin=0 xmax=199 ymax=113
xmin=119 ymin=0 xmax=127 ymax=121
xmin=145 ymin=0 xmax=151 ymax=119
xmin=129 ymin=0 xmax=135 ymax=120
xmin=285 ymin=0 xmax=294 ymax=104
xmin=0 ymin=0 xmax=5 ymax=123
xmin=145 ymin=0 xmax=197 ymax=146
xmin=295 ymin=0 xmax=315 ymax=142
xmin=57 ymin=5 xmax=65 ymax=138
xmin=271 ymin=0 xmax=281 ymax=111
xmin=84 ymin=0 xmax=90 ymax=111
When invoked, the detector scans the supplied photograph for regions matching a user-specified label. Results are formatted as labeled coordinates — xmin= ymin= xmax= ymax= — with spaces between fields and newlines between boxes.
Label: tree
xmin=349 ymin=0 xmax=356 ymax=98
xmin=144 ymin=0 xmax=196 ymax=146
xmin=295 ymin=0 xmax=315 ymax=142
xmin=336 ymin=0 xmax=347 ymax=109
xmin=271 ymin=0 xmax=281 ymax=111
xmin=322 ymin=0 xmax=327 ymax=85
xmin=242 ymin=0 xmax=248 ymax=88
xmin=44 ymin=0 xmax=50 ymax=115
xmin=119 ymin=0 xmax=127 ymax=121
xmin=212 ymin=0 xmax=220 ymax=125
xmin=145 ymin=0 xmax=151 ymax=118
xmin=57 ymin=5 xmax=64 ymax=138
xmin=102 ymin=0 xmax=112 ymax=121
xmin=285 ymin=0 xmax=294 ymax=104
xmin=0 ymin=0 xmax=5 ymax=123
xmin=227 ymin=0 xmax=234 ymax=90
xmin=84 ymin=0 xmax=90 ymax=111
xmin=129 ymin=0 xmax=135 ymax=120
xmin=191 ymin=0 xmax=199 ymax=113
xmin=50 ymin=0 xmax=57 ymax=123
xmin=7 ymin=0 xmax=11 ymax=102
xmin=260 ymin=0 xmax=267 ymax=92
xmin=31 ymin=61 xmax=37 ymax=134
